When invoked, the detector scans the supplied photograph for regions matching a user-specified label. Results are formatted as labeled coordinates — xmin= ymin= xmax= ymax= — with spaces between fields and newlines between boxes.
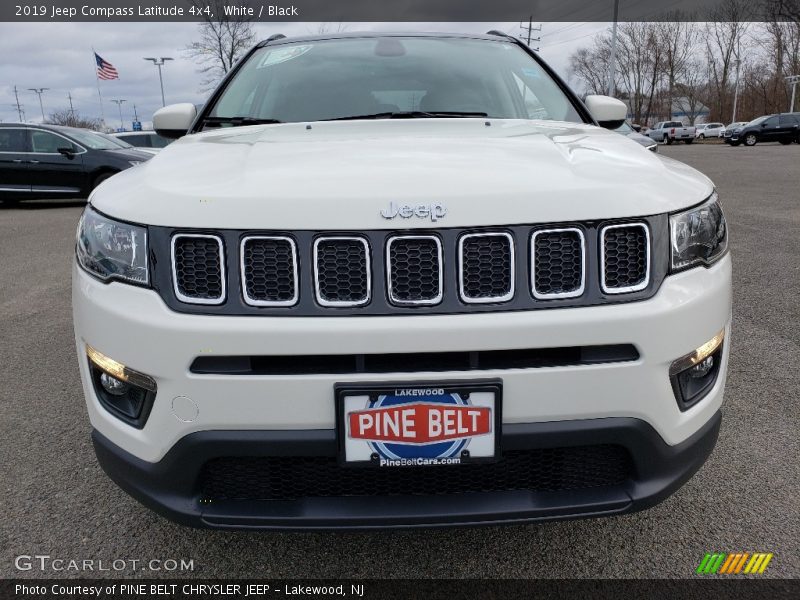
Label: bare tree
xmin=673 ymin=60 xmax=710 ymax=125
xmin=47 ymin=109 xmax=102 ymax=130
xmin=568 ymin=10 xmax=799 ymax=126
xmin=614 ymin=22 xmax=663 ymax=124
xmin=656 ymin=17 xmax=698 ymax=123
xmin=569 ymin=42 xmax=612 ymax=95
xmin=310 ymin=22 xmax=349 ymax=35
xmin=764 ymin=0 xmax=800 ymax=23
xmin=185 ymin=0 xmax=256 ymax=91
xmin=705 ymin=0 xmax=754 ymax=121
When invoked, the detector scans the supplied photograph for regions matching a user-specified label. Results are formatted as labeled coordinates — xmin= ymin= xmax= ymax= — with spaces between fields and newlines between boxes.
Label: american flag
xmin=95 ymin=52 xmax=119 ymax=80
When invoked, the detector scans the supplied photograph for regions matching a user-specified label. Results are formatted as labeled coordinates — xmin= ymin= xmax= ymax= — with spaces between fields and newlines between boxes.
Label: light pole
xmin=606 ymin=0 xmax=620 ymax=97
xmin=111 ymin=99 xmax=126 ymax=130
xmin=787 ymin=75 xmax=800 ymax=113
xmin=28 ymin=88 xmax=49 ymax=121
xmin=144 ymin=57 xmax=174 ymax=107
xmin=731 ymin=59 xmax=741 ymax=124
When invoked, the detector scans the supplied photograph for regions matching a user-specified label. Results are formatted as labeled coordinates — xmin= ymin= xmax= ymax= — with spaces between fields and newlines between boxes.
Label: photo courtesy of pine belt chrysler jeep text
xmin=72 ymin=32 xmax=732 ymax=529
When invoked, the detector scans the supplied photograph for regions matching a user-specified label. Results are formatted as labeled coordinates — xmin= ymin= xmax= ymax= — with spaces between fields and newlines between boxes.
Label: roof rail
xmin=265 ymin=33 xmax=286 ymax=43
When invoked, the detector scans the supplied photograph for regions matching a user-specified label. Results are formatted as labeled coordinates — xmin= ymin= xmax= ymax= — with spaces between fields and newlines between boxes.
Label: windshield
xmin=746 ymin=116 xmax=768 ymax=127
xmin=204 ymin=36 xmax=583 ymax=126
xmin=99 ymin=133 xmax=134 ymax=148
xmin=66 ymin=129 xmax=124 ymax=150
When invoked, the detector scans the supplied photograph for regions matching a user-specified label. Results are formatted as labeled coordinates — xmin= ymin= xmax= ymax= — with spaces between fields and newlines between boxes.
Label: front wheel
xmin=698 ymin=133 xmax=705 ymax=140
xmin=92 ymin=172 xmax=116 ymax=190
xmin=744 ymin=134 xmax=758 ymax=146
xmin=685 ymin=139 xmax=694 ymax=144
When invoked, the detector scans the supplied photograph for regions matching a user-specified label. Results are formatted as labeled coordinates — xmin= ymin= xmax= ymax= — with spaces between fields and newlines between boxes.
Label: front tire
xmin=744 ymin=134 xmax=758 ymax=146
xmin=685 ymin=139 xmax=694 ymax=144
xmin=698 ymin=133 xmax=705 ymax=140
xmin=92 ymin=172 xmax=116 ymax=190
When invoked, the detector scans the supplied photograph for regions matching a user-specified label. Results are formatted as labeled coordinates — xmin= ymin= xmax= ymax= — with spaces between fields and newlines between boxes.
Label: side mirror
xmin=584 ymin=95 xmax=627 ymax=129
xmin=153 ymin=103 xmax=197 ymax=139
xmin=57 ymin=147 xmax=75 ymax=159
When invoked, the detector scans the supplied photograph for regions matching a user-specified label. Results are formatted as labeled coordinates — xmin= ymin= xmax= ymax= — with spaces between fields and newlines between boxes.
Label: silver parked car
xmin=615 ymin=121 xmax=658 ymax=152
xmin=696 ymin=123 xmax=724 ymax=139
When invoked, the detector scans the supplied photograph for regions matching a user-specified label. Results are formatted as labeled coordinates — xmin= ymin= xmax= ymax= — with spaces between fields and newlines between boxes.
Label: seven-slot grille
xmin=601 ymin=224 xmax=650 ymax=294
xmin=532 ymin=228 xmax=585 ymax=299
xmin=171 ymin=234 xmax=225 ymax=304
xmin=314 ymin=237 xmax=371 ymax=306
xmin=386 ymin=235 xmax=443 ymax=306
xmin=168 ymin=222 xmax=652 ymax=308
xmin=241 ymin=236 xmax=298 ymax=306
xmin=459 ymin=233 xmax=514 ymax=303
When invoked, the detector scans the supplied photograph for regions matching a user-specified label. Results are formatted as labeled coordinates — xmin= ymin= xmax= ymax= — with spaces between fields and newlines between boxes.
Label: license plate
xmin=336 ymin=380 xmax=501 ymax=467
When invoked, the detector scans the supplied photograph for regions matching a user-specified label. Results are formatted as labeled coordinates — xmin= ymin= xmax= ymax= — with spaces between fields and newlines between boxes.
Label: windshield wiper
xmin=324 ymin=111 xmax=488 ymax=121
xmin=202 ymin=116 xmax=282 ymax=127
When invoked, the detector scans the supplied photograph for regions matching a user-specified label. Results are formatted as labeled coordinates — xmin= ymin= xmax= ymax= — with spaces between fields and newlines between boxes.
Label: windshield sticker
xmin=522 ymin=67 xmax=541 ymax=79
xmin=257 ymin=45 xmax=313 ymax=68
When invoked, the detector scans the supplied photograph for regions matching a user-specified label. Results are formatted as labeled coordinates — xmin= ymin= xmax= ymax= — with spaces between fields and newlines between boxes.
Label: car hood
xmin=92 ymin=119 xmax=714 ymax=229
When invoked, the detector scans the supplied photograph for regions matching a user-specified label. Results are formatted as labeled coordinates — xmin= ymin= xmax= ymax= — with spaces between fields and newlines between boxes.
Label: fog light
xmin=100 ymin=372 xmax=129 ymax=396
xmin=689 ymin=355 xmax=714 ymax=379
xmin=86 ymin=345 xmax=157 ymax=392
xmin=670 ymin=330 xmax=725 ymax=410
xmin=86 ymin=345 xmax=157 ymax=428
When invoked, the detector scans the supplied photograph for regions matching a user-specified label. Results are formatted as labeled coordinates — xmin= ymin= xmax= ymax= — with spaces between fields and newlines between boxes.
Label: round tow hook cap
xmin=171 ymin=396 xmax=199 ymax=422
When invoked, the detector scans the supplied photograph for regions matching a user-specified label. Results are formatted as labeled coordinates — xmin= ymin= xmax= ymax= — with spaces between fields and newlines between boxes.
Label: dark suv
xmin=0 ymin=123 xmax=152 ymax=201
xmin=728 ymin=113 xmax=800 ymax=146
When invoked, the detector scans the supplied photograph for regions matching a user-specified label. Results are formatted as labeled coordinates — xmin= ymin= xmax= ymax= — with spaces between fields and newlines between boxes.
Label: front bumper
xmin=92 ymin=411 xmax=721 ymax=530
xmin=74 ymin=254 xmax=731 ymax=527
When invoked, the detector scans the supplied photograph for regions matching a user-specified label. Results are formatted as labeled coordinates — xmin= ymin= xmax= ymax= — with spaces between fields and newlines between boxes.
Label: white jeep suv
xmin=73 ymin=32 xmax=731 ymax=529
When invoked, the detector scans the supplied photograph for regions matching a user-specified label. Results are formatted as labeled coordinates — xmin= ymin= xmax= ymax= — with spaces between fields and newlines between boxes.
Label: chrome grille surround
xmin=171 ymin=233 xmax=226 ymax=305
xmin=240 ymin=235 xmax=299 ymax=307
xmin=313 ymin=236 xmax=371 ymax=307
xmin=600 ymin=223 xmax=651 ymax=294
xmin=385 ymin=234 xmax=444 ymax=306
xmin=531 ymin=227 xmax=586 ymax=300
xmin=458 ymin=232 xmax=515 ymax=304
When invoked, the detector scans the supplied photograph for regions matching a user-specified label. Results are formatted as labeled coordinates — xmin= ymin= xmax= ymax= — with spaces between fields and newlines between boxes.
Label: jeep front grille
xmin=459 ymin=232 xmax=514 ymax=303
xmin=532 ymin=228 xmax=585 ymax=299
xmin=313 ymin=237 xmax=371 ymax=307
xmin=171 ymin=234 xmax=225 ymax=304
xmin=160 ymin=218 xmax=662 ymax=316
xmin=241 ymin=236 xmax=298 ymax=306
xmin=601 ymin=223 xmax=650 ymax=294
xmin=386 ymin=235 xmax=443 ymax=306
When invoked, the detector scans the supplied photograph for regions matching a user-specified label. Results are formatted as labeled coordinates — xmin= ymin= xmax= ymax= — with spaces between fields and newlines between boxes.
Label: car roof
xmin=0 ymin=122 xmax=85 ymax=135
xmin=257 ymin=31 xmax=515 ymax=47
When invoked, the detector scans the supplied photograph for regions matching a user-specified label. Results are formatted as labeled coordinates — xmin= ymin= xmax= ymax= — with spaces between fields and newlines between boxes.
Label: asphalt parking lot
xmin=1 ymin=143 xmax=798 ymax=579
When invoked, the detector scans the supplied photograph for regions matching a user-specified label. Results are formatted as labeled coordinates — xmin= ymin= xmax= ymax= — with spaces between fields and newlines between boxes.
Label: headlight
xmin=76 ymin=206 xmax=148 ymax=285
xmin=669 ymin=192 xmax=728 ymax=272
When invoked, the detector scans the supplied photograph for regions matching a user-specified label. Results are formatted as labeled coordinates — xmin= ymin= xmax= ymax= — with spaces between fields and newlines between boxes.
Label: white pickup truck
xmin=647 ymin=121 xmax=696 ymax=144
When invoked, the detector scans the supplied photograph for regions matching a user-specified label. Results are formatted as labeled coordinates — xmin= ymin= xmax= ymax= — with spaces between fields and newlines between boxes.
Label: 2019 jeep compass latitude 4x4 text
xmin=73 ymin=33 xmax=731 ymax=529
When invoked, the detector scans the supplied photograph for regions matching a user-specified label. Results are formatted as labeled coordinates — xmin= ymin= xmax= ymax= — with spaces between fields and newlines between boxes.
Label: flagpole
xmin=92 ymin=47 xmax=107 ymax=130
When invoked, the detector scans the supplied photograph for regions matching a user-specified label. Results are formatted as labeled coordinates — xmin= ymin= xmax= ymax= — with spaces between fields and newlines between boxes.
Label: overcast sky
xmin=0 ymin=21 xmax=606 ymax=127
